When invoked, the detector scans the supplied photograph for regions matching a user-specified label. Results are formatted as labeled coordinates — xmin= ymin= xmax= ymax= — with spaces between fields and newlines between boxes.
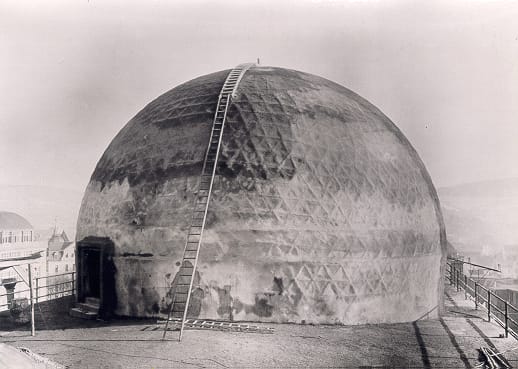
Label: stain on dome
xmin=77 ymin=66 xmax=446 ymax=325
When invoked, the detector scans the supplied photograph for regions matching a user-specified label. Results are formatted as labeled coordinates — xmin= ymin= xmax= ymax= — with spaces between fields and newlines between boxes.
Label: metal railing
xmin=34 ymin=271 xmax=75 ymax=303
xmin=0 ymin=271 xmax=75 ymax=333
xmin=0 ymin=272 xmax=76 ymax=311
xmin=447 ymin=261 xmax=518 ymax=340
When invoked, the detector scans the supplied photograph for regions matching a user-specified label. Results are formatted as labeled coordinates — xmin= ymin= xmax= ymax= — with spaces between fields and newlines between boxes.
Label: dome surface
xmin=77 ymin=66 xmax=446 ymax=324
xmin=0 ymin=211 xmax=33 ymax=230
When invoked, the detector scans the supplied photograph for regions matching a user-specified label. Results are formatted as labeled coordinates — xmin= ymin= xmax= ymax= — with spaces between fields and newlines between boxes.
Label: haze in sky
xmin=1 ymin=0 xmax=517 ymax=192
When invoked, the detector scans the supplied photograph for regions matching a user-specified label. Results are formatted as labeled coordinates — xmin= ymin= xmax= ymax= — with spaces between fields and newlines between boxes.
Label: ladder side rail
xmin=162 ymin=93 xmax=230 ymax=339
xmin=163 ymin=63 xmax=255 ymax=341
xmin=179 ymin=96 xmax=232 ymax=341
xmin=163 ymin=77 xmax=235 ymax=336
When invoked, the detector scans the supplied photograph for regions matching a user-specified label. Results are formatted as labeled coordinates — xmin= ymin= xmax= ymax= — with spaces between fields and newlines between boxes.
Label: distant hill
xmin=438 ymin=178 xmax=518 ymax=254
xmin=0 ymin=185 xmax=83 ymax=239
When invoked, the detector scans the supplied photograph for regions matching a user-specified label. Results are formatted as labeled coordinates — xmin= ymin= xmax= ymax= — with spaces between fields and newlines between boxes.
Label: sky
xmin=1 ymin=0 xmax=518 ymax=193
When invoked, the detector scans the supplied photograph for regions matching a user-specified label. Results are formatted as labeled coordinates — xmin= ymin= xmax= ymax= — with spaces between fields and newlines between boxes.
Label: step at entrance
xmin=69 ymin=297 xmax=100 ymax=320
xmin=162 ymin=63 xmax=255 ymax=342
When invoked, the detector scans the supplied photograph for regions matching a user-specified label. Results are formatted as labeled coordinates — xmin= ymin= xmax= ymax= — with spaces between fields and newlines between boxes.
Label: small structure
xmin=0 ymin=212 xmax=46 ymax=311
xmin=47 ymin=230 xmax=75 ymax=275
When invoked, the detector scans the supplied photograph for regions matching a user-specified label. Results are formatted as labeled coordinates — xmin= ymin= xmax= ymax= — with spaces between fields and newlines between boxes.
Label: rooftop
xmin=0 ymin=211 xmax=32 ymax=230
xmin=1 ymin=283 xmax=516 ymax=368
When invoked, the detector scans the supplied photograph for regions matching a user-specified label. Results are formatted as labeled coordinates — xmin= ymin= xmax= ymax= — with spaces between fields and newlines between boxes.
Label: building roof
xmin=0 ymin=211 xmax=33 ymax=230
xmin=48 ymin=230 xmax=74 ymax=252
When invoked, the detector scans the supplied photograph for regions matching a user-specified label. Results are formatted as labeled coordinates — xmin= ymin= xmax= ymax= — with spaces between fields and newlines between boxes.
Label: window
xmin=55 ymin=265 xmax=58 ymax=273
xmin=65 ymin=264 xmax=69 ymax=272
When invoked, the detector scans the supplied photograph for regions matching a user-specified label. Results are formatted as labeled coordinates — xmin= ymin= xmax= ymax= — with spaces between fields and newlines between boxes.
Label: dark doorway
xmin=76 ymin=237 xmax=116 ymax=319
xmin=82 ymin=248 xmax=101 ymax=299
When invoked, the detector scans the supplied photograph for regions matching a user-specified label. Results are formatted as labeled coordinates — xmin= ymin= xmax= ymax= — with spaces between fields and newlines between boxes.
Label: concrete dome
xmin=77 ymin=66 xmax=446 ymax=324
xmin=0 ymin=211 xmax=32 ymax=230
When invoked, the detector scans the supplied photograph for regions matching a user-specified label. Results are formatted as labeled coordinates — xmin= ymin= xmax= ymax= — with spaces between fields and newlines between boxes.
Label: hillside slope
xmin=438 ymin=178 xmax=518 ymax=254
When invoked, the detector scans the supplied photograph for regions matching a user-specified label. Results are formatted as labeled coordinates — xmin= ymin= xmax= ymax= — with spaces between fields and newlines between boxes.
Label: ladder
xmin=162 ymin=63 xmax=254 ymax=341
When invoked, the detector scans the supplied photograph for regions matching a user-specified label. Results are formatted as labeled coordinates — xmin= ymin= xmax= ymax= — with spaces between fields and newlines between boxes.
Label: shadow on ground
xmin=0 ymin=296 xmax=156 ymax=333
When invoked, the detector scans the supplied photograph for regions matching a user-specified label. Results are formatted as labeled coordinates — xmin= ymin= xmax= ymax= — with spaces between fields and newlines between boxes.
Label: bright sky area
xmin=1 ymin=0 xmax=517 ymax=192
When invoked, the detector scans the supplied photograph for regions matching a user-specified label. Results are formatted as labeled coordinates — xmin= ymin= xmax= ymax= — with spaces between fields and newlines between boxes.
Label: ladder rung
xmin=177 ymin=276 xmax=191 ymax=284
xmin=175 ymin=285 xmax=190 ymax=292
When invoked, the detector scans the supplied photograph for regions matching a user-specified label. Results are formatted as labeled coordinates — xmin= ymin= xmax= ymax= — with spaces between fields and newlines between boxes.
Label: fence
xmin=35 ymin=271 xmax=75 ymax=303
xmin=0 ymin=282 xmax=31 ymax=312
xmin=0 ymin=271 xmax=75 ymax=312
xmin=0 ymin=269 xmax=75 ymax=336
xmin=447 ymin=261 xmax=518 ymax=340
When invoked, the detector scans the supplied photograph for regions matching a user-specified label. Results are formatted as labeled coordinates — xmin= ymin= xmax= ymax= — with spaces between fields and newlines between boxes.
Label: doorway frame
xmin=76 ymin=236 xmax=115 ymax=313
xmin=77 ymin=245 xmax=103 ymax=302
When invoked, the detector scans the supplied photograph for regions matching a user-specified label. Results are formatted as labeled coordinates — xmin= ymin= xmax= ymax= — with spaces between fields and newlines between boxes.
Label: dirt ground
xmin=1 ymin=285 xmax=517 ymax=368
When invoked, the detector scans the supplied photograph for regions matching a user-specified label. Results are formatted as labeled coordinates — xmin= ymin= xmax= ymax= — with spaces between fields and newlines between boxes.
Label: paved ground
xmin=1 ymin=284 xmax=517 ymax=368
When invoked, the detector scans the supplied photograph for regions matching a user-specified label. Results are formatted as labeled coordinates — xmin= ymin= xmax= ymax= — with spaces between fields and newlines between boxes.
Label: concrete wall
xmin=77 ymin=67 xmax=446 ymax=324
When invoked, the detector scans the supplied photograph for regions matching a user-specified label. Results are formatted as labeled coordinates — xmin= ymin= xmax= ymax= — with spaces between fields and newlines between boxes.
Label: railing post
xmin=28 ymin=264 xmax=35 ymax=337
xmin=505 ymin=302 xmax=509 ymax=338
xmin=487 ymin=290 xmax=491 ymax=322
xmin=475 ymin=282 xmax=478 ymax=310
xmin=464 ymin=274 xmax=468 ymax=300
xmin=35 ymin=278 xmax=39 ymax=305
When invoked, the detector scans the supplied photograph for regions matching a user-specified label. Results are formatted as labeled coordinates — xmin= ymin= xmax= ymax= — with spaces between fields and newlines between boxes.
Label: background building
xmin=47 ymin=230 xmax=75 ymax=275
xmin=0 ymin=211 xmax=47 ymax=310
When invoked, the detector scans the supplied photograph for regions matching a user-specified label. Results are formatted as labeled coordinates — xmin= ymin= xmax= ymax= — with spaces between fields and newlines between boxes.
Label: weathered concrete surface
xmin=2 ymin=284 xmax=517 ymax=369
xmin=76 ymin=66 xmax=447 ymax=324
